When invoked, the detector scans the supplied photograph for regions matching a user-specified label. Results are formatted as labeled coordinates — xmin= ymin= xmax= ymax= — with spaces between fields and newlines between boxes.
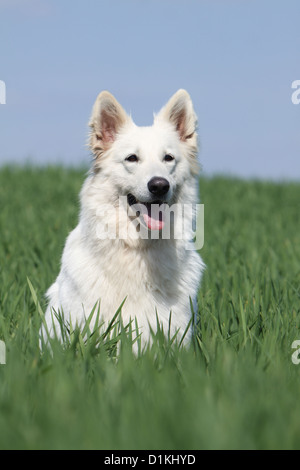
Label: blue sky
xmin=0 ymin=0 xmax=299 ymax=179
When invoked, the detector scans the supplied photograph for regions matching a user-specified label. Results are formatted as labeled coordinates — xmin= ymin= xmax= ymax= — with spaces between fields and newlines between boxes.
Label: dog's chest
xmin=65 ymin=226 xmax=200 ymax=325
xmin=98 ymin=243 xmax=181 ymax=304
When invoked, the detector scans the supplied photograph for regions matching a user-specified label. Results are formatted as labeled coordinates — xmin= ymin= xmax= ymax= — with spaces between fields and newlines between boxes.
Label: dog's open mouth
xmin=127 ymin=193 xmax=166 ymax=231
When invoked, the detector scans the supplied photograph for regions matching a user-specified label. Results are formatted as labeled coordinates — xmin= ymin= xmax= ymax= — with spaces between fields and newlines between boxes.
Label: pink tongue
xmin=142 ymin=213 xmax=165 ymax=231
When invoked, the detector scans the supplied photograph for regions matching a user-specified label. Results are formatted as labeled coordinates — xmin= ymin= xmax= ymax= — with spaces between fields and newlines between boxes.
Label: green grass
xmin=0 ymin=165 xmax=300 ymax=450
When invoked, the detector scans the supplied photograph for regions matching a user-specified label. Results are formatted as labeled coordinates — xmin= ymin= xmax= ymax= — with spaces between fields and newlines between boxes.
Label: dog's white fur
xmin=42 ymin=90 xmax=204 ymax=346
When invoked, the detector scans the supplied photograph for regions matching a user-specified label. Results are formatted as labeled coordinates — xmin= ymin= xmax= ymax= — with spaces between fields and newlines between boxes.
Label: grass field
xmin=0 ymin=165 xmax=300 ymax=450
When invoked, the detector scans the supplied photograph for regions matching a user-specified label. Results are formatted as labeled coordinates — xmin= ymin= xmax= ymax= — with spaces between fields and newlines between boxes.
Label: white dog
xmin=41 ymin=90 xmax=205 ymax=347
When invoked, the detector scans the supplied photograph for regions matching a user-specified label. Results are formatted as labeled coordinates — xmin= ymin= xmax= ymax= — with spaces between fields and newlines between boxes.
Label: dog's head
xmin=87 ymin=90 xmax=199 ymax=237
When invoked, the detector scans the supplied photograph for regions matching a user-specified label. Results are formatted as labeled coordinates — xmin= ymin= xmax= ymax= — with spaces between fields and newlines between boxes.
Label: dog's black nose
xmin=147 ymin=177 xmax=170 ymax=197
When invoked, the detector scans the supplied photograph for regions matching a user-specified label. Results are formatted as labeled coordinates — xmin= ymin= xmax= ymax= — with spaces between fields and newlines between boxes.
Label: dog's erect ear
xmin=89 ymin=91 xmax=130 ymax=156
xmin=156 ymin=89 xmax=197 ymax=142
xmin=156 ymin=89 xmax=199 ymax=175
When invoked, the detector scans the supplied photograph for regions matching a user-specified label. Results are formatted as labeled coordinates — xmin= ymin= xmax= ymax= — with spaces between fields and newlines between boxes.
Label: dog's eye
xmin=164 ymin=154 xmax=175 ymax=162
xmin=126 ymin=154 xmax=139 ymax=163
